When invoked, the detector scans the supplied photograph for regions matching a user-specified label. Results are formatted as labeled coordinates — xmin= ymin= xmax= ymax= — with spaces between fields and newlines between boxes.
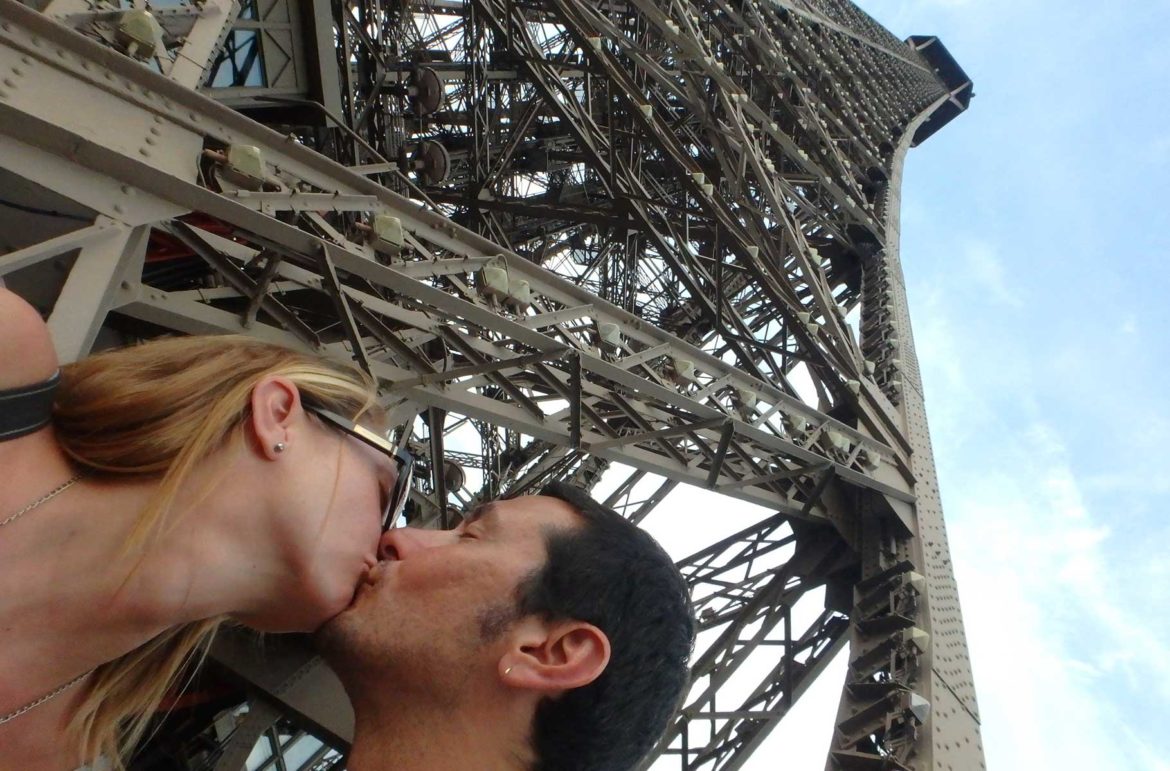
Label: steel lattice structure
xmin=0 ymin=0 xmax=979 ymax=767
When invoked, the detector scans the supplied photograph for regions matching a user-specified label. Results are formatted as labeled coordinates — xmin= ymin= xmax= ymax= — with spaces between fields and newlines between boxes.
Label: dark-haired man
xmin=314 ymin=481 xmax=695 ymax=771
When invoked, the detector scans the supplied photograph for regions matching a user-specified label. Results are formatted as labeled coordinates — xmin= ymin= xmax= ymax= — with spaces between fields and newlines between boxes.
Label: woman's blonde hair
xmin=52 ymin=334 xmax=379 ymax=768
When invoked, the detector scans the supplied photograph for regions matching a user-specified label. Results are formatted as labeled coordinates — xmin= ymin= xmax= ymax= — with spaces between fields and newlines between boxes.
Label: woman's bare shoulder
xmin=0 ymin=286 xmax=59 ymax=389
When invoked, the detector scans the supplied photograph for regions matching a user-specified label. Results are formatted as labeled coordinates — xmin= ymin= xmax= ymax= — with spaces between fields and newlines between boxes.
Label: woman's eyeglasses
xmin=306 ymin=407 xmax=414 ymax=531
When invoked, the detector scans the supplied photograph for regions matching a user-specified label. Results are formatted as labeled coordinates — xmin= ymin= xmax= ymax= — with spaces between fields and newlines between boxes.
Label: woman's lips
xmin=360 ymin=561 xmax=385 ymax=589
xmin=347 ymin=558 xmax=398 ymax=608
xmin=348 ymin=564 xmax=379 ymax=606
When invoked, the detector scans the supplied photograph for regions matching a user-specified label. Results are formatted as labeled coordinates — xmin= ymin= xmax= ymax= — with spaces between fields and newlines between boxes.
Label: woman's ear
xmin=500 ymin=617 xmax=611 ymax=695
xmin=248 ymin=376 xmax=303 ymax=460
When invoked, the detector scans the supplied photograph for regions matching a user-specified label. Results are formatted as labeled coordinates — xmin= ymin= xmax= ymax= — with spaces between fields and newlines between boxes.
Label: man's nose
xmin=377 ymin=526 xmax=450 ymax=561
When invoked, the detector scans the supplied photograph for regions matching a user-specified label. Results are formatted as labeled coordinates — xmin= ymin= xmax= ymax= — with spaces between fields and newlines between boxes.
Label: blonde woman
xmin=0 ymin=288 xmax=411 ymax=770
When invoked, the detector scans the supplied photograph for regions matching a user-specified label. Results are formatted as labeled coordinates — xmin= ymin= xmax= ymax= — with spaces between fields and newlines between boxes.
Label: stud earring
xmin=274 ymin=442 xmax=286 ymax=453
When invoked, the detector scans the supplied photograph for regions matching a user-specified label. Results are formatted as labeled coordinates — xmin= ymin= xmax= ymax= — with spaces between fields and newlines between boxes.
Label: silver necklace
xmin=0 ymin=473 xmax=93 ymax=725
xmin=0 ymin=473 xmax=82 ymax=527
xmin=0 ymin=670 xmax=92 ymax=726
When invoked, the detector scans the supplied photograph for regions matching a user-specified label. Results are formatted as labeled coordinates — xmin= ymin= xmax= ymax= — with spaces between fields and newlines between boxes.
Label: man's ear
xmin=501 ymin=617 xmax=611 ymax=694
xmin=249 ymin=376 xmax=303 ymax=460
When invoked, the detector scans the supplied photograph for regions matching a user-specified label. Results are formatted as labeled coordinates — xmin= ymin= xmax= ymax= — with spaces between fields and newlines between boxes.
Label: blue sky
xmin=643 ymin=1 xmax=1170 ymax=768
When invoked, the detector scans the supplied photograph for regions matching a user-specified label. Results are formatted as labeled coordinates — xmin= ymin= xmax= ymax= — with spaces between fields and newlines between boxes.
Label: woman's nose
xmin=377 ymin=526 xmax=449 ymax=561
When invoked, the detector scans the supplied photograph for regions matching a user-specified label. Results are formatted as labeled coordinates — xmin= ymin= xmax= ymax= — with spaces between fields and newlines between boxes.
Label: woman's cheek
xmin=316 ymin=570 xmax=360 ymax=621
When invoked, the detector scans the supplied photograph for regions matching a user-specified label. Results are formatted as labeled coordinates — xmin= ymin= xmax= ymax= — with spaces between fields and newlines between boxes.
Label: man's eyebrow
xmin=465 ymin=502 xmax=500 ymax=527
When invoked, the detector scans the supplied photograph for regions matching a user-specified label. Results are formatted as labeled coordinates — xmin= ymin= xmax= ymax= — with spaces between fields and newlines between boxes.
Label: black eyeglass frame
xmin=306 ymin=406 xmax=414 ymax=531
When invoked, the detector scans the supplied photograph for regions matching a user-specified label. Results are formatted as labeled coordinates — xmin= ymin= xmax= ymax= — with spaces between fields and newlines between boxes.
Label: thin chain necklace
xmin=1 ymin=473 xmax=93 ymax=726
xmin=0 ymin=671 xmax=92 ymax=726
xmin=0 ymin=473 xmax=83 ymax=527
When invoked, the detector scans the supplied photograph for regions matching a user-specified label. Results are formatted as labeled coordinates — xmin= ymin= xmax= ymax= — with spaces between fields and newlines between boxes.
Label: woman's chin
xmin=236 ymin=588 xmax=351 ymax=633
xmin=314 ymin=574 xmax=369 ymax=623
xmin=236 ymin=611 xmax=324 ymax=634
xmin=234 ymin=560 xmax=369 ymax=632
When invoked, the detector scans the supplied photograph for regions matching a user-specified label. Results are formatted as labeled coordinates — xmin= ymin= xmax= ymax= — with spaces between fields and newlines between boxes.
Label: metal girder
xmin=648 ymin=515 xmax=856 ymax=769
xmin=0 ymin=0 xmax=909 ymax=523
xmin=321 ymin=0 xmax=928 ymax=462
xmin=47 ymin=223 xmax=150 ymax=362
xmin=41 ymin=0 xmax=239 ymax=89
xmin=826 ymin=94 xmax=985 ymax=771
xmin=0 ymin=0 xmax=982 ymax=768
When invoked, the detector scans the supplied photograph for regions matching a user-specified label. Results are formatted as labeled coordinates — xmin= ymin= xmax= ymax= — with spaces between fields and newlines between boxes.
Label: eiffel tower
xmin=0 ymin=0 xmax=979 ymax=768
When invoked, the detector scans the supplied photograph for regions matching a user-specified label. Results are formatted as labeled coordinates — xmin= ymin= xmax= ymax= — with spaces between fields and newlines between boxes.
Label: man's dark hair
xmin=518 ymin=481 xmax=696 ymax=771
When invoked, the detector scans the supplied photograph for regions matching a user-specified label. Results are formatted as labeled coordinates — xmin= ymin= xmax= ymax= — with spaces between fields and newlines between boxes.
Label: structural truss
xmin=0 ymin=0 xmax=980 ymax=767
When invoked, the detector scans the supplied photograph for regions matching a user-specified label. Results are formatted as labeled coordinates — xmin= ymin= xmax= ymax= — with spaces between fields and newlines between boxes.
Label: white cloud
xmin=962 ymin=240 xmax=1024 ymax=308
xmin=882 ymin=204 xmax=1170 ymax=769
xmin=946 ymin=424 xmax=1170 ymax=771
xmin=906 ymin=250 xmax=1170 ymax=769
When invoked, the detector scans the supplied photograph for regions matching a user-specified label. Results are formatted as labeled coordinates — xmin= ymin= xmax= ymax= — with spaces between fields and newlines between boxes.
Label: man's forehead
xmin=467 ymin=495 xmax=580 ymax=530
